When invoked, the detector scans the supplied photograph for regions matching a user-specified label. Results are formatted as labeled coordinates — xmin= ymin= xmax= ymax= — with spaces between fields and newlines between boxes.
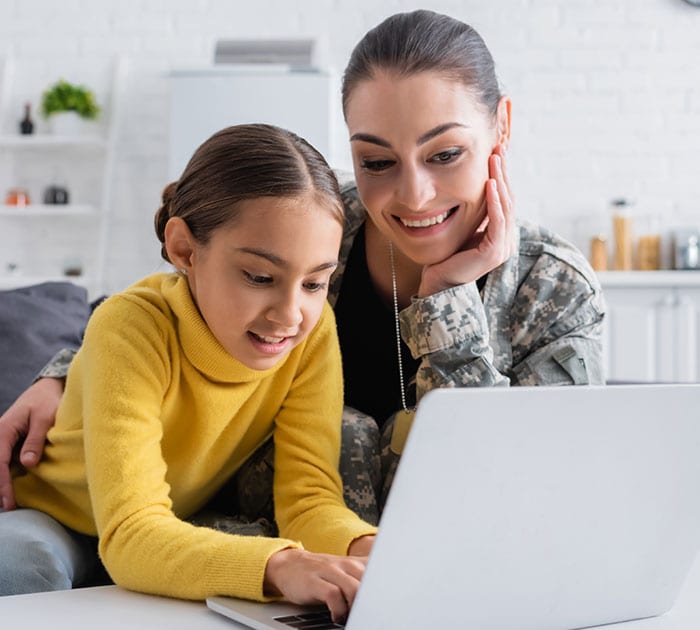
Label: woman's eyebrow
xmin=350 ymin=122 xmax=469 ymax=149
xmin=349 ymin=132 xmax=391 ymax=148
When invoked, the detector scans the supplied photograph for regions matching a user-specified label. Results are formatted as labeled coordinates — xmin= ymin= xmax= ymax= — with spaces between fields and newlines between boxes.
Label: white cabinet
xmin=0 ymin=57 xmax=125 ymax=298
xmin=168 ymin=67 xmax=341 ymax=180
xmin=599 ymin=271 xmax=700 ymax=383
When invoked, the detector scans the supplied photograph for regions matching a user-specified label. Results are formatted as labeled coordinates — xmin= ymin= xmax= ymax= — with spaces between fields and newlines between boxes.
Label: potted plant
xmin=41 ymin=79 xmax=100 ymax=135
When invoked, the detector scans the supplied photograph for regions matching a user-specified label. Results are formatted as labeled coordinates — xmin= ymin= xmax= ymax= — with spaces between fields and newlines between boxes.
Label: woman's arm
xmin=399 ymin=229 xmax=606 ymax=400
xmin=0 ymin=376 xmax=64 ymax=510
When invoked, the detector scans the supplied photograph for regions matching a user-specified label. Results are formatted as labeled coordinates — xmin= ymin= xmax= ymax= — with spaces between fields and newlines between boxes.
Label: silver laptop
xmin=207 ymin=384 xmax=700 ymax=629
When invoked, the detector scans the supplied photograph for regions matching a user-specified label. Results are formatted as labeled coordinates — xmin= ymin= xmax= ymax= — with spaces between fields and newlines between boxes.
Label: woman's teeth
xmin=400 ymin=207 xmax=454 ymax=228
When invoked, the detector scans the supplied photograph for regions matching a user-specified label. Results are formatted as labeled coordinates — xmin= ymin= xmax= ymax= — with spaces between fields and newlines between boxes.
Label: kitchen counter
xmin=597 ymin=270 xmax=700 ymax=287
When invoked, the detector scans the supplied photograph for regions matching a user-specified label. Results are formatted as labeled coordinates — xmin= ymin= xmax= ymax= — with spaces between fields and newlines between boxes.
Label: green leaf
xmin=41 ymin=79 xmax=101 ymax=120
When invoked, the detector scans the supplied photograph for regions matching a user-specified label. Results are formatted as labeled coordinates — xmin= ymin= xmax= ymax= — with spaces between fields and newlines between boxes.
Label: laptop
xmin=207 ymin=383 xmax=700 ymax=629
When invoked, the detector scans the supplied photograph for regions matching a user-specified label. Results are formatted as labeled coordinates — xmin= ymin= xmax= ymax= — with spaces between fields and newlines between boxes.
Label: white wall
xmin=1 ymin=0 xmax=700 ymax=294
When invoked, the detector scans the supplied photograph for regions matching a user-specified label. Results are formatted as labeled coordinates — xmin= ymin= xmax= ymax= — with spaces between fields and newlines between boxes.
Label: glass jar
xmin=611 ymin=198 xmax=634 ymax=271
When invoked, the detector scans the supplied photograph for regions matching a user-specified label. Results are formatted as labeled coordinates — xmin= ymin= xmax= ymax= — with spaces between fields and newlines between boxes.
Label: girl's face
xmin=173 ymin=194 xmax=342 ymax=371
xmin=345 ymin=70 xmax=509 ymax=266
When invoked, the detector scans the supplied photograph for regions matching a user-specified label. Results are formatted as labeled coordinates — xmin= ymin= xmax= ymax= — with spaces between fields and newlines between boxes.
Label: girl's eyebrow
xmin=350 ymin=122 xmax=468 ymax=149
xmin=237 ymin=247 xmax=338 ymax=272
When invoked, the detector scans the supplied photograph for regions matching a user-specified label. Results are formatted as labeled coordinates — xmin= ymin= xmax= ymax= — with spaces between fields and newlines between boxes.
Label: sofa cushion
xmin=0 ymin=282 xmax=91 ymax=415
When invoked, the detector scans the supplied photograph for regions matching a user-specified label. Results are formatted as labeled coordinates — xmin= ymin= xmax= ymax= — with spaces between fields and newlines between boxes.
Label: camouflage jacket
xmin=330 ymin=174 xmax=606 ymax=405
xmin=42 ymin=177 xmax=607 ymax=396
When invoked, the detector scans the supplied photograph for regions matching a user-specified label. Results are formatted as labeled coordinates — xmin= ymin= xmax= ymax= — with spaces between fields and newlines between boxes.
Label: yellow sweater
xmin=14 ymin=273 xmax=376 ymax=601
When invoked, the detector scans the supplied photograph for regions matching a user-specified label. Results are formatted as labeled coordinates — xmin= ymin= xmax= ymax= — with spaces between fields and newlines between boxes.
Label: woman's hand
xmin=264 ymin=548 xmax=367 ymax=623
xmin=0 ymin=377 xmax=63 ymax=510
xmin=418 ymin=144 xmax=516 ymax=297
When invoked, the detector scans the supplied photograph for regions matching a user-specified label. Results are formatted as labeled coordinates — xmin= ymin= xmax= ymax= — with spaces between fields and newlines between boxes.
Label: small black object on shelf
xmin=19 ymin=102 xmax=34 ymax=135
xmin=44 ymin=185 xmax=70 ymax=205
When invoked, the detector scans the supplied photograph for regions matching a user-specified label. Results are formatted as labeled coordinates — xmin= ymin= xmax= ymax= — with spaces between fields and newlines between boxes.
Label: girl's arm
xmin=270 ymin=303 xmax=377 ymax=553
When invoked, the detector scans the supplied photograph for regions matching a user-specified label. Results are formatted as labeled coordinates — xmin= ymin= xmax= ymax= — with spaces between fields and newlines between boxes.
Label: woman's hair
xmin=342 ymin=9 xmax=502 ymax=119
xmin=154 ymin=123 xmax=344 ymax=263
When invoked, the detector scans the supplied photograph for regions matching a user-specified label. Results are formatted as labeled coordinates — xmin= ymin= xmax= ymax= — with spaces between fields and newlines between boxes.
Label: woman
xmin=0 ymin=10 xmax=604 ymax=525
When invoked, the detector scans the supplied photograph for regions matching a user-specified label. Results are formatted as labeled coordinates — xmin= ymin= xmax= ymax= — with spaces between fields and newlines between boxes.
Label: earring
xmin=180 ymin=268 xmax=187 ymax=275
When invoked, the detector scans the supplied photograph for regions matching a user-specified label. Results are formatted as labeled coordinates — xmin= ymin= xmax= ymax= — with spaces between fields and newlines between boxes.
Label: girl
xmin=0 ymin=10 xmax=605 ymax=525
xmin=0 ymin=123 xmax=376 ymax=623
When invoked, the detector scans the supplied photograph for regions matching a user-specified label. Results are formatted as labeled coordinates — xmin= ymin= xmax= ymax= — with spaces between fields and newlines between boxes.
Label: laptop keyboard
xmin=274 ymin=610 xmax=345 ymax=628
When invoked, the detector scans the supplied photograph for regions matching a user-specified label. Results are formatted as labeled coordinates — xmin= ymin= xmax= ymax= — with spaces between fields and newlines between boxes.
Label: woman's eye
xmin=429 ymin=148 xmax=463 ymax=164
xmin=360 ymin=158 xmax=395 ymax=172
xmin=244 ymin=271 xmax=272 ymax=285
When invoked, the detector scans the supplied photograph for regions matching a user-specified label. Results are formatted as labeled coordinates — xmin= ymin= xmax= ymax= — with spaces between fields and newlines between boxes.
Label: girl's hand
xmin=263 ymin=548 xmax=367 ymax=623
xmin=0 ymin=377 xmax=63 ymax=510
xmin=418 ymin=144 xmax=516 ymax=297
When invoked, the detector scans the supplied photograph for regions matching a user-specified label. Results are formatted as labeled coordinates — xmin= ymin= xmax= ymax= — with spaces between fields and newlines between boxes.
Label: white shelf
xmin=0 ymin=204 xmax=96 ymax=216
xmin=0 ymin=134 xmax=108 ymax=149
xmin=0 ymin=55 xmax=126 ymax=297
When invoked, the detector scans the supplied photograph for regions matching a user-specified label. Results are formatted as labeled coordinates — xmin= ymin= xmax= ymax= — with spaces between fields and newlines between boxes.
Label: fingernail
xmin=23 ymin=451 xmax=37 ymax=464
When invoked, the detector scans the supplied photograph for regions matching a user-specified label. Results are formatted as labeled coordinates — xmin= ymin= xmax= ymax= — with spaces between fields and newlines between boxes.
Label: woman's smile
xmin=394 ymin=205 xmax=459 ymax=230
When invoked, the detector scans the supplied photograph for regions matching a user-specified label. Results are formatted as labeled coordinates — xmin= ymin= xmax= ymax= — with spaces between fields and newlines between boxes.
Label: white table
xmin=1 ymin=556 xmax=699 ymax=629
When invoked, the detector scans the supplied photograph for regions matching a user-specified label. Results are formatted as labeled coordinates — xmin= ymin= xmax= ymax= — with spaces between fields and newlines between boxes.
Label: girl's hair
xmin=154 ymin=123 xmax=344 ymax=263
xmin=342 ymin=9 xmax=502 ymax=119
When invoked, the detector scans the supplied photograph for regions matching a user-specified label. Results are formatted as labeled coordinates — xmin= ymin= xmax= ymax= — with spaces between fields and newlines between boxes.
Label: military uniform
xmin=37 ymin=177 xmax=606 ymax=530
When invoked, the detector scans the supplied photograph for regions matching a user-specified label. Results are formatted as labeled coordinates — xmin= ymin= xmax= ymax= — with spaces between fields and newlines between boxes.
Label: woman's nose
xmin=394 ymin=164 xmax=437 ymax=211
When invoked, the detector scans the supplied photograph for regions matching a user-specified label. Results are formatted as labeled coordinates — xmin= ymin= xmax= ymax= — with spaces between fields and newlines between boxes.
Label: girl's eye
xmin=360 ymin=158 xmax=395 ymax=172
xmin=303 ymin=281 xmax=327 ymax=293
xmin=428 ymin=148 xmax=463 ymax=164
xmin=244 ymin=271 xmax=272 ymax=285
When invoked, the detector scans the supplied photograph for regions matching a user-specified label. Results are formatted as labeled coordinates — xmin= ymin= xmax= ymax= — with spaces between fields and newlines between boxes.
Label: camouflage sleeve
xmin=508 ymin=254 xmax=606 ymax=386
xmin=35 ymin=348 xmax=77 ymax=380
xmin=399 ymin=282 xmax=510 ymax=402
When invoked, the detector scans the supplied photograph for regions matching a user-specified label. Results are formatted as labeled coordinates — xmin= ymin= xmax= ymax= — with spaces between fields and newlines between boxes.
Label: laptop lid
xmin=208 ymin=384 xmax=700 ymax=630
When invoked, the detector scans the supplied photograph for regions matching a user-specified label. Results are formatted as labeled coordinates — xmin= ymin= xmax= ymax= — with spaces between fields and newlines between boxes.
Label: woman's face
xmin=345 ymin=70 xmax=508 ymax=266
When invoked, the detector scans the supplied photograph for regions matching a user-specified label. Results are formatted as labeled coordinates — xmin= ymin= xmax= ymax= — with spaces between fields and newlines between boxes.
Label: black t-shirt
xmin=334 ymin=225 xmax=419 ymax=429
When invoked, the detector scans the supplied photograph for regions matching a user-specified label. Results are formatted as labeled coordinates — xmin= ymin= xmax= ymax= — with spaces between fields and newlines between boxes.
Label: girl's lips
xmin=394 ymin=205 xmax=459 ymax=229
xmin=248 ymin=331 xmax=292 ymax=355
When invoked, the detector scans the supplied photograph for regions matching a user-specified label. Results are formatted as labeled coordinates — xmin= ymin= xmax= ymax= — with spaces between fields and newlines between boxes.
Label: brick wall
xmin=1 ymin=0 xmax=699 ymax=292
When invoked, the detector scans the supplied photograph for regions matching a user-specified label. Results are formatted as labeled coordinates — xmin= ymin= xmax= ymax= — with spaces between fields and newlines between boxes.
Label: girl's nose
xmin=266 ymin=292 xmax=303 ymax=329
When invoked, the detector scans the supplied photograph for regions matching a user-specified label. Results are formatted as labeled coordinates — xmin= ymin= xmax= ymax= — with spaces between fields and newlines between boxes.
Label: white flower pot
xmin=48 ymin=111 xmax=85 ymax=136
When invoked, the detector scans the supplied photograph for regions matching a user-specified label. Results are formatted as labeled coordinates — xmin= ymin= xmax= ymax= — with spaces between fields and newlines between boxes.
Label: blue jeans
xmin=0 ymin=508 xmax=108 ymax=596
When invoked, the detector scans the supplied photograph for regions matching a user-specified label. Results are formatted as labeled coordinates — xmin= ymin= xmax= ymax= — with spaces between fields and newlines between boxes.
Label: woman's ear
xmin=164 ymin=217 xmax=195 ymax=273
xmin=496 ymin=96 xmax=512 ymax=149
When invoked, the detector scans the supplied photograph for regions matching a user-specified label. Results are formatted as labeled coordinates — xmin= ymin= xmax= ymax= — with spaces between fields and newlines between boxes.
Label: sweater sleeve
xmin=272 ymin=304 xmax=377 ymax=553
xmin=80 ymin=297 xmax=300 ymax=601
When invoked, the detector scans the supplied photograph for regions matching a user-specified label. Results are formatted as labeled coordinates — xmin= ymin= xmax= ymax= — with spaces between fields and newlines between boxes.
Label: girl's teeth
xmin=257 ymin=334 xmax=284 ymax=343
xmin=401 ymin=209 xmax=451 ymax=228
